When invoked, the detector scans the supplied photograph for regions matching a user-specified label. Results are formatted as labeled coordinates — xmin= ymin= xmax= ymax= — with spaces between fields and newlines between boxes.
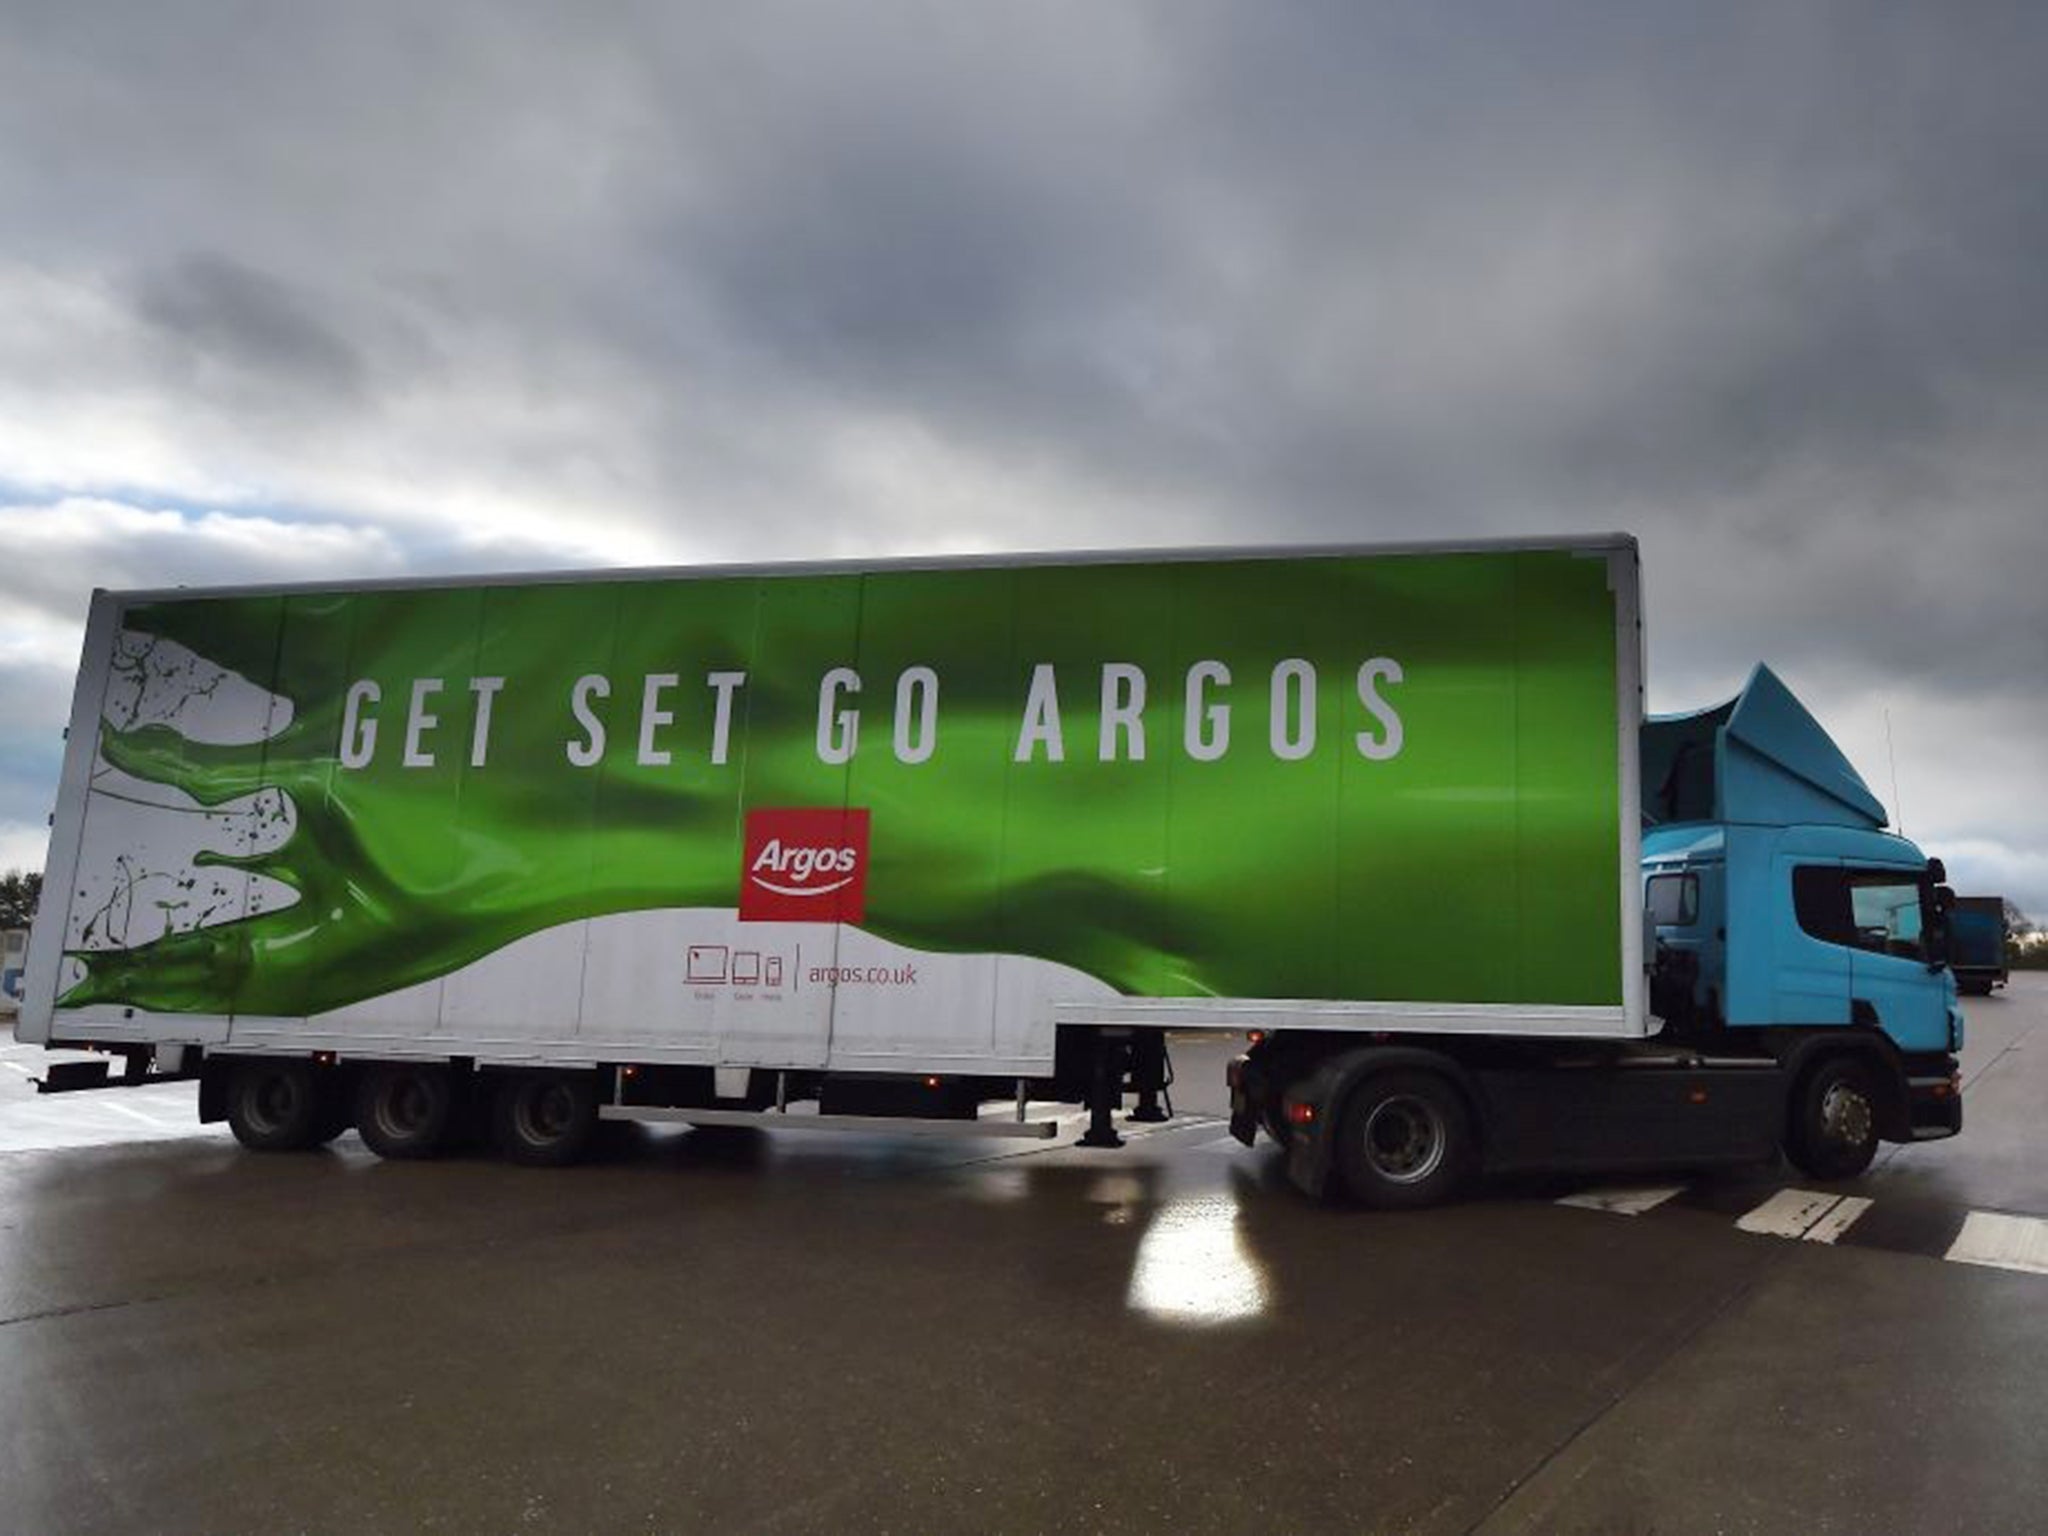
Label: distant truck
xmin=2 ymin=927 xmax=25 ymax=1009
xmin=1948 ymin=897 xmax=2010 ymax=996
xmin=16 ymin=537 xmax=1964 ymax=1205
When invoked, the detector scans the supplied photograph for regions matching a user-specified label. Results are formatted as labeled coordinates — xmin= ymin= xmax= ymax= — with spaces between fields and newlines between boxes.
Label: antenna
xmin=1884 ymin=706 xmax=1904 ymax=835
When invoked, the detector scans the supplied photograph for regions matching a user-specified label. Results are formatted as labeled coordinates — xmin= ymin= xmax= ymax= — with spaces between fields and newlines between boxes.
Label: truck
xmin=14 ymin=535 xmax=1965 ymax=1205
xmin=2 ymin=926 xmax=25 ymax=1011
xmin=1947 ymin=897 xmax=2010 ymax=996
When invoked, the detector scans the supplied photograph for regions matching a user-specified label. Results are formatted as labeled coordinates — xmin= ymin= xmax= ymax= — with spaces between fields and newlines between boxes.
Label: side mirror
xmin=1927 ymin=884 xmax=1955 ymax=972
xmin=1926 ymin=856 xmax=1948 ymax=884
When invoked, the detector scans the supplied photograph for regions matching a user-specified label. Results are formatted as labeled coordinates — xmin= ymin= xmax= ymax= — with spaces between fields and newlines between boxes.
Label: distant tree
xmin=2005 ymin=900 xmax=2040 ymax=968
xmin=0 ymin=869 xmax=41 ymax=929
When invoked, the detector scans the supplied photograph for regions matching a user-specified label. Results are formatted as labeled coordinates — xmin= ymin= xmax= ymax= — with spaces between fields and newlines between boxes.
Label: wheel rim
xmin=248 ymin=1073 xmax=301 ymax=1135
xmin=1363 ymin=1095 xmax=1446 ymax=1184
xmin=516 ymin=1083 xmax=577 ymax=1143
xmin=376 ymin=1076 xmax=435 ymax=1140
xmin=1819 ymin=1080 xmax=1873 ymax=1149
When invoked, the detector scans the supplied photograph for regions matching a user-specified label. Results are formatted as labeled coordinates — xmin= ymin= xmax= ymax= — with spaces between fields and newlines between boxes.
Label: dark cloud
xmin=135 ymin=253 xmax=365 ymax=398
xmin=0 ymin=1 xmax=2044 ymax=906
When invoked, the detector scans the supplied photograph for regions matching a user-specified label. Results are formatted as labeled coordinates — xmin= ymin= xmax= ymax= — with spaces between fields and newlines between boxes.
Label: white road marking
xmin=101 ymin=1098 xmax=169 ymax=1127
xmin=1945 ymin=1211 xmax=2048 ymax=1276
xmin=1802 ymin=1195 xmax=1873 ymax=1244
xmin=1557 ymin=1185 xmax=1685 ymax=1216
xmin=1735 ymin=1188 xmax=1845 ymax=1238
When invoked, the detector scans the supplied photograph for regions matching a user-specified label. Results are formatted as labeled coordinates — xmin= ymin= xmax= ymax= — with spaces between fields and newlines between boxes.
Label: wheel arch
xmin=1285 ymin=1044 xmax=1483 ymax=1200
xmin=1774 ymin=1029 xmax=1911 ymax=1143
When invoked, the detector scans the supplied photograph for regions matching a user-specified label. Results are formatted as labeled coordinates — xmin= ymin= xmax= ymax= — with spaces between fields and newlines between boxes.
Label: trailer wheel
xmin=356 ymin=1065 xmax=455 ymax=1160
xmin=226 ymin=1061 xmax=325 ymax=1151
xmin=1335 ymin=1070 xmax=1472 ymax=1209
xmin=493 ymin=1073 xmax=598 ymax=1167
xmin=1786 ymin=1055 xmax=1881 ymax=1180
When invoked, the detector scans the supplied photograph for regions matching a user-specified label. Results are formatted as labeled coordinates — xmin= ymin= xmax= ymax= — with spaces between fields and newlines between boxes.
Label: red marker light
xmin=1247 ymin=1030 xmax=1267 ymax=1045
xmin=1285 ymin=1100 xmax=1317 ymax=1126
xmin=923 ymin=1075 xmax=942 ymax=1089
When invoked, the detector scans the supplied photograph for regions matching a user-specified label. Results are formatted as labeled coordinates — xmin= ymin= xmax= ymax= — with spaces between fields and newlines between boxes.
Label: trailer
xmin=1948 ymin=897 xmax=2010 ymax=996
xmin=15 ymin=536 xmax=1963 ymax=1203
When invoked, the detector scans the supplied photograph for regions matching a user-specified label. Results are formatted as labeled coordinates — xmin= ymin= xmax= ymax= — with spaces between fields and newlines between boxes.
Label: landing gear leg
xmin=1077 ymin=1030 xmax=1127 ymax=1149
xmin=1127 ymin=1031 xmax=1170 ymax=1123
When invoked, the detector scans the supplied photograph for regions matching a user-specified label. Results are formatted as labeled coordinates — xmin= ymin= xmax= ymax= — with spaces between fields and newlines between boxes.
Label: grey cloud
xmin=0 ymin=2 xmax=2044 ymax=904
xmin=135 ymin=253 xmax=365 ymax=399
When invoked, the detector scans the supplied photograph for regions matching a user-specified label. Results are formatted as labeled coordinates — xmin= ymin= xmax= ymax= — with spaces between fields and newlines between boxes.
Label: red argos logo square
xmin=740 ymin=807 xmax=871 ymax=923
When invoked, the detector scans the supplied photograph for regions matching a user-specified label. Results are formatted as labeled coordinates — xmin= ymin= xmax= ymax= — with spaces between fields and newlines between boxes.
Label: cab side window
xmin=1645 ymin=872 xmax=1698 ymax=927
xmin=1793 ymin=867 xmax=1854 ymax=946
xmin=1849 ymin=877 xmax=1923 ymax=961
xmin=1793 ymin=866 xmax=1926 ymax=961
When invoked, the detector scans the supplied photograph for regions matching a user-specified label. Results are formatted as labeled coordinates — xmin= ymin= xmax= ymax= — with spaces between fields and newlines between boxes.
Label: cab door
xmin=1844 ymin=867 xmax=1949 ymax=1052
xmin=1773 ymin=857 xmax=1854 ymax=1025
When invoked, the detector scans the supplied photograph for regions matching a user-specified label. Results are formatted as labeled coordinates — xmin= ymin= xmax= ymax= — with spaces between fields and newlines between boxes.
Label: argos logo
xmin=740 ymin=807 xmax=871 ymax=922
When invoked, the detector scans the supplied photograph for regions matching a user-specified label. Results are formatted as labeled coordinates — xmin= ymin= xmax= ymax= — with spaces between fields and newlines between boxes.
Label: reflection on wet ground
xmin=1125 ymin=1193 xmax=1272 ymax=1325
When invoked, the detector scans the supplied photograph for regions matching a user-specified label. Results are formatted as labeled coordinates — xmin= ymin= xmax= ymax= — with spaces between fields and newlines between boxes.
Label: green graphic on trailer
xmin=63 ymin=551 xmax=1624 ymax=1015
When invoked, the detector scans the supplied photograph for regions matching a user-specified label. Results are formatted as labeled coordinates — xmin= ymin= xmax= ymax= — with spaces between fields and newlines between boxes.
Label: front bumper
xmin=1905 ymin=1059 xmax=1964 ymax=1141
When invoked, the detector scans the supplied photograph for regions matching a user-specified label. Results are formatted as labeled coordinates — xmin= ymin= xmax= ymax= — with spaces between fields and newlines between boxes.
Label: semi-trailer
xmin=14 ymin=535 xmax=1964 ymax=1205
xmin=1948 ymin=897 xmax=2010 ymax=997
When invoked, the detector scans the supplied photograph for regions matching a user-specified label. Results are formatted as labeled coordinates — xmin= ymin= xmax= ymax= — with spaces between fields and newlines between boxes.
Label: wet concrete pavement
xmin=3 ymin=979 xmax=2045 ymax=1535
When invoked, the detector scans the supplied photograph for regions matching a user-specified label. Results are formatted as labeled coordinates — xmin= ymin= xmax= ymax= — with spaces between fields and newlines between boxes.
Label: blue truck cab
xmin=1640 ymin=665 xmax=1963 ymax=1174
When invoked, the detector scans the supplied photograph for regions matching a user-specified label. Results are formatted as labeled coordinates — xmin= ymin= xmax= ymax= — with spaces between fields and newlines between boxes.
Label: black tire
xmin=226 ymin=1060 xmax=326 ymax=1151
xmin=1260 ymin=1106 xmax=1294 ymax=1150
xmin=356 ymin=1064 xmax=456 ymax=1160
xmin=1335 ymin=1070 xmax=1473 ymax=1209
xmin=492 ymin=1073 xmax=599 ymax=1167
xmin=1785 ymin=1054 xmax=1882 ymax=1181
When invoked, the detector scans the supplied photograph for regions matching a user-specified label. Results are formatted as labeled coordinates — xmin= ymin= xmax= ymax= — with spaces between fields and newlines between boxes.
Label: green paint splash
xmin=62 ymin=554 xmax=1624 ymax=1017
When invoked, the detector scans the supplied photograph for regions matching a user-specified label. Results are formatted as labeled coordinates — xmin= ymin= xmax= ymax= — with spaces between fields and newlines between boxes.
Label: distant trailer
xmin=3 ymin=926 xmax=26 ymax=1001
xmin=1949 ymin=896 xmax=2010 ymax=996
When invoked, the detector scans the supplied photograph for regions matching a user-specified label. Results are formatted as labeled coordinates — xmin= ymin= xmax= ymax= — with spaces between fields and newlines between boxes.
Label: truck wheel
xmin=226 ymin=1061 xmax=325 ymax=1151
xmin=1786 ymin=1056 xmax=1881 ymax=1181
xmin=356 ymin=1065 xmax=455 ymax=1160
xmin=1336 ymin=1071 xmax=1472 ymax=1209
xmin=493 ymin=1073 xmax=598 ymax=1167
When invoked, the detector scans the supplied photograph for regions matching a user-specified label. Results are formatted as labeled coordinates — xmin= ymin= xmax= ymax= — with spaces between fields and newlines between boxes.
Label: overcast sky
xmin=2 ymin=3 xmax=2044 ymax=915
